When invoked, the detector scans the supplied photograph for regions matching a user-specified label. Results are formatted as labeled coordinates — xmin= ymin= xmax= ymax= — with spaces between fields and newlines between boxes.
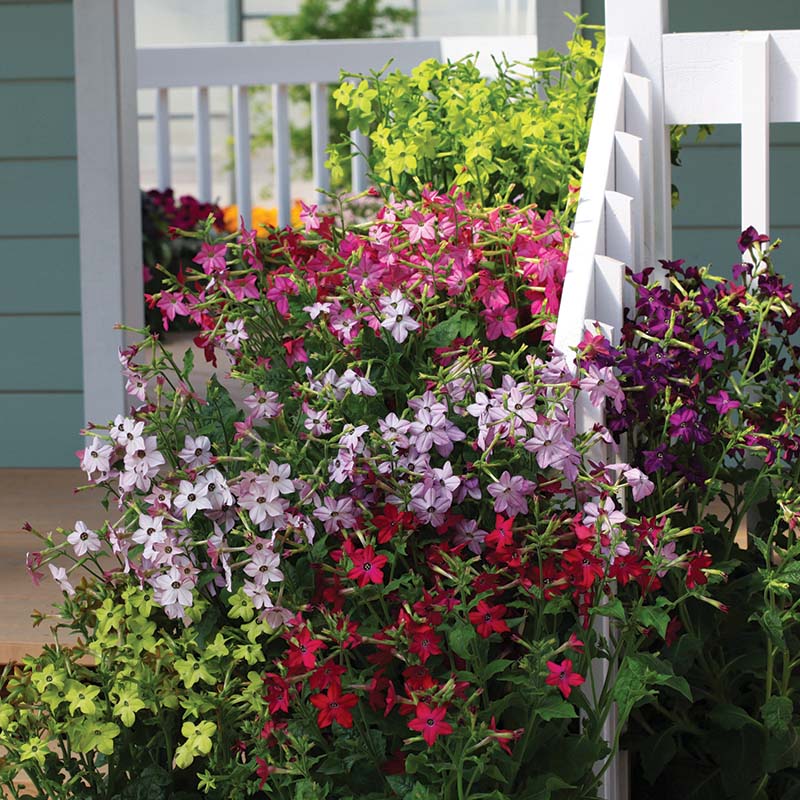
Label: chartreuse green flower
xmin=111 ymin=683 xmax=146 ymax=727
xmin=174 ymin=720 xmax=216 ymax=769
xmin=226 ymin=588 xmax=255 ymax=621
xmin=179 ymin=691 xmax=215 ymax=720
xmin=71 ymin=720 xmax=120 ymax=755
xmin=174 ymin=654 xmax=216 ymax=689
xmin=123 ymin=584 xmax=154 ymax=617
xmin=96 ymin=597 xmax=124 ymax=636
xmin=125 ymin=615 xmax=159 ymax=656
xmin=0 ymin=703 xmax=14 ymax=729
xmin=241 ymin=616 xmax=273 ymax=643
xmin=30 ymin=663 xmax=65 ymax=694
xmin=65 ymin=680 xmax=102 ymax=715
xmin=205 ymin=632 xmax=229 ymax=659
xmin=19 ymin=736 xmax=49 ymax=768
xmin=231 ymin=641 xmax=263 ymax=666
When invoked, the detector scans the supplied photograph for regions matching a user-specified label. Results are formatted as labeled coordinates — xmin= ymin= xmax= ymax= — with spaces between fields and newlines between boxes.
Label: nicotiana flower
xmin=379 ymin=290 xmax=421 ymax=343
xmin=178 ymin=435 xmax=212 ymax=468
xmin=67 ymin=521 xmax=102 ymax=557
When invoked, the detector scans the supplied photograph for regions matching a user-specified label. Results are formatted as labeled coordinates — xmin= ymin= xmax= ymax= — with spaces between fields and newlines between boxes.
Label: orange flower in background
xmin=222 ymin=202 xmax=303 ymax=235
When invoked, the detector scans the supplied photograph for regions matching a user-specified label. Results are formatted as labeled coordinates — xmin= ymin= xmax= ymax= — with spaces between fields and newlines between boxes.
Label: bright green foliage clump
xmin=327 ymin=19 xmax=602 ymax=217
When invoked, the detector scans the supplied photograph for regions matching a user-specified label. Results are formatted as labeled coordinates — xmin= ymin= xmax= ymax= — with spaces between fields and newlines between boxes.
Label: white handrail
xmin=136 ymin=35 xmax=537 ymax=228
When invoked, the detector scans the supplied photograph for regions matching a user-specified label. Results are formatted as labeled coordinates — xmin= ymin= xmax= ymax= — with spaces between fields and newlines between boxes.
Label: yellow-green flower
xmin=30 ymin=663 xmax=65 ymax=694
xmin=19 ymin=736 xmax=49 ymax=768
xmin=174 ymin=655 xmax=216 ymax=689
xmin=65 ymin=681 xmax=101 ymax=715
xmin=72 ymin=720 xmax=120 ymax=755
xmin=174 ymin=720 xmax=216 ymax=769
xmin=111 ymin=684 xmax=146 ymax=727
xmin=126 ymin=616 xmax=158 ymax=656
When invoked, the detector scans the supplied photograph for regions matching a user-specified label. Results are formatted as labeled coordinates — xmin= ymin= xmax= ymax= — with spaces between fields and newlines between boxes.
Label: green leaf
xmin=424 ymin=312 xmax=466 ymax=349
xmin=760 ymin=608 xmax=785 ymax=648
xmin=480 ymin=659 xmax=514 ymax=682
xmin=447 ymin=621 xmax=477 ymax=659
xmin=640 ymin=729 xmax=677 ymax=783
xmin=403 ymin=783 xmax=437 ymax=800
xmin=778 ymin=562 xmax=800 ymax=585
xmin=182 ymin=346 xmax=194 ymax=378
xmin=590 ymin=596 xmax=625 ymax=622
xmin=534 ymin=696 xmax=578 ymax=721
xmin=710 ymin=704 xmax=760 ymax=731
xmin=635 ymin=605 xmax=670 ymax=638
xmin=761 ymin=695 xmax=793 ymax=733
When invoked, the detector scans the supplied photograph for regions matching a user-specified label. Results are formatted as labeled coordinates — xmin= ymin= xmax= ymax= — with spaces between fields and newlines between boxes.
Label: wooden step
xmin=0 ymin=469 xmax=107 ymax=665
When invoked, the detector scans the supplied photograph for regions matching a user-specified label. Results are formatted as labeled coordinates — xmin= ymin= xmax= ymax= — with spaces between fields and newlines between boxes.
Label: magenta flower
xmin=708 ymin=390 xmax=740 ymax=414
xmin=192 ymin=242 xmax=228 ymax=274
xmin=482 ymin=306 xmax=517 ymax=340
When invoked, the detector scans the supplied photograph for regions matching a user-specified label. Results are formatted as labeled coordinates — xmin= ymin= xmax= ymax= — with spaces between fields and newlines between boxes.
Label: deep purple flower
xmin=737 ymin=225 xmax=770 ymax=254
xmin=642 ymin=445 xmax=677 ymax=474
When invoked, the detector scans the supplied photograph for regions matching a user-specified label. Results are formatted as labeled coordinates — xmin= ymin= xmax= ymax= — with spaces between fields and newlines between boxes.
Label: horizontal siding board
xmin=0 ymin=392 xmax=82 ymax=467
xmin=0 ymin=81 xmax=76 ymax=157
xmin=0 ymin=237 xmax=80 ymax=314
xmin=0 ymin=3 xmax=75 ymax=80
xmin=0 ymin=160 xmax=78 ymax=236
xmin=672 ymin=145 xmax=800 ymax=228
xmin=0 ymin=316 xmax=82 ymax=391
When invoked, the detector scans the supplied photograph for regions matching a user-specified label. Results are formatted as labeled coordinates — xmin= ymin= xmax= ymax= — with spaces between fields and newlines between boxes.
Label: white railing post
xmin=194 ymin=86 xmax=212 ymax=202
xmin=233 ymin=85 xmax=251 ymax=232
xmin=272 ymin=83 xmax=291 ymax=227
xmin=605 ymin=0 xmax=671 ymax=260
xmin=155 ymin=87 xmax=171 ymax=190
xmin=350 ymin=128 xmax=369 ymax=195
xmin=741 ymin=32 xmax=771 ymax=235
xmin=310 ymin=82 xmax=331 ymax=206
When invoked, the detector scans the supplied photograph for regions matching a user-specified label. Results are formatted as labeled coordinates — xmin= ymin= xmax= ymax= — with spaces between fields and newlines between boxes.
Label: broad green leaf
xmin=710 ymin=703 xmax=760 ymax=731
xmin=447 ymin=621 xmax=477 ymax=659
xmin=761 ymin=695 xmax=793 ymax=733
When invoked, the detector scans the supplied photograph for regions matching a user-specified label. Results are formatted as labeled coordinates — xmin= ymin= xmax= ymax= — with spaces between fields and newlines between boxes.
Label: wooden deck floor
xmin=0 ymin=469 xmax=107 ymax=664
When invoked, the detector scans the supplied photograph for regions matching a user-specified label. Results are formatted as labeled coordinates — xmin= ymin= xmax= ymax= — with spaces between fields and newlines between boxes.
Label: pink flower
xmin=482 ymin=306 xmax=517 ymax=340
xmin=546 ymin=659 xmax=585 ymax=698
xmin=192 ymin=242 xmax=228 ymax=274
xmin=156 ymin=292 xmax=189 ymax=329
xmin=282 ymin=337 xmax=308 ymax=367
xmin=178 ymin=435 xmax=212 ymax=468
xmin=401 ymin=210 xmax=436 ymax=244
xmin=299 ymin=201 xmax=321 ymax=231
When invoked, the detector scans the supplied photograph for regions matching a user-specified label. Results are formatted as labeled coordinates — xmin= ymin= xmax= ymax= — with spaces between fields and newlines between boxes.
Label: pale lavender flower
xmin=623 ymin=467 xmax=655 ymax=501
xmin=244 ymin=389 xmax=283 ymax=420
xmin=178 ymin=435 xmax=212 ymax=468
xmin=487 ymin=471 xmax=533 ymax=516
xmin=579 ymin=364 xmax=624 ymax=413
xmin=49 ymin=564 xmax=75 ymax=596
xmin=313 ymin=496 xmax=357 ymax=533
xmin=81 ymin=436 xmax=113 ymax=478
xmin=409 ymin=485 xmax=452 ymax=527
xmin=173 ymin=480 xmax=212 ymax=520
xmin=67 ymin=521 xmax=102 ymax=557
xmin=453 ymin=519 xmax=488 ymax=554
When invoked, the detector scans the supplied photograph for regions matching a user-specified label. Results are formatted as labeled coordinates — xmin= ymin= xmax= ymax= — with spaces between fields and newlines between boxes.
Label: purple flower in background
xmin=642 ymin=445 xmax=677 ymax=474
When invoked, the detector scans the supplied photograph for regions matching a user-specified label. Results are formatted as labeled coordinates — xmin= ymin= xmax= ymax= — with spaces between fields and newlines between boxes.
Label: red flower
xmin=408 ymin=702 xmax=453 ymax=746
xmin=488 ymin=715 xmax=522 ymax=755
xmin=310 ymin=684 xmax=359 ymax=729
xmin=255 ymin=757 xmax=275 ymax=789
xmin=309 ymin=662 xmax=347 ymax=691
xmin=685 ymin=550 xmax=713 ymax=589
xmin=348 ymin=545 xmax=388 ymax=587
xmin=262 ymin=672 xmax=291 ymax=714
xmin=485 ymin=514 xmax=515 ymax=552
xmin=545 ymin=658 xmax=585 ymax=699
xmin=285 ymin=627 xmax=326 ymax=672
xmin=402 ymin=664 xmax=435 ymax=693
xmin=562 ymin=544 xmax=605 ymax=589
xmin=282 ymin=336 xmax=308 ymax=367
xmin=408 ymin=623 xmax=443 ymax=663
xmin=469 ymin=600 xmax=510 ymax=638
xmin=372 ymin=504 xmax=415 ymax=544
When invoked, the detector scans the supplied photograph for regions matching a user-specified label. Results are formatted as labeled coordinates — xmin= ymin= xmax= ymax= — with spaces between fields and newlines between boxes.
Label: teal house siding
xmin=582 ymin=0 xmax=800 ymax=282
xmin=0 ymin=0 xmax=83 ymax=467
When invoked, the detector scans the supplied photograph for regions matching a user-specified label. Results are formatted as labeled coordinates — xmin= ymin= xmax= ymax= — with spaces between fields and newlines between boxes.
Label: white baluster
xmin=273 ymin=83 xmax=291 ymax=228
xmin=194 ymin=86 xmax=212 ymax=202
xmin=310 ymin=82 xmax=331 ymax=207
xmin=233 ymin=85 xmax=251 ymax=232
xmin=155 ymin=87 xmax=171 ymax=190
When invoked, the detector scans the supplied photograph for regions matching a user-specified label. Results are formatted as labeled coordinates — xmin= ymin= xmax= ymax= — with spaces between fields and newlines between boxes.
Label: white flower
xmin=132 ymin=513 xmax=164 ymax=545
xmin=178 ymin=435 xmax=212 ymax=468
xmin=110 ymin=415 xmax=144 ymax=446
xmin=81 ymin=436 xmax=113 ymax=478
xmin=67 ymin=521 xmax=102 ymax=557
xmin=173 ymin=480 xmax=212 ymax=520
xmin=48 ymin=564 xmax=75 ymax=596
xmin=224 ymin=319 xmax=249 ymax=350
xmin=379 ymin=291 xmax=421 ymax=343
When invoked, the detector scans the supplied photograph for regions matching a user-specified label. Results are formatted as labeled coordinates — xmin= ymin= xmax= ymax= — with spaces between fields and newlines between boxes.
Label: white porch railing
xmin=136 ymin=36 xmax=536 ymax=228
xmin=554 ymin=1 xmax=800 ymax=798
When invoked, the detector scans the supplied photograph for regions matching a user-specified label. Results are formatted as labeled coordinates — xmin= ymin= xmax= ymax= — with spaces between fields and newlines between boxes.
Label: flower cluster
xmin=5 ymin=194 xmax=714 ymax=800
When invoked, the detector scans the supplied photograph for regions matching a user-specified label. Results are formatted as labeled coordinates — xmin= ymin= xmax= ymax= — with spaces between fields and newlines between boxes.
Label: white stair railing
xmin=136 ymin=36 xmax=536 ymax=228
xmin=553 ymin=2 xmax=800 ymax=798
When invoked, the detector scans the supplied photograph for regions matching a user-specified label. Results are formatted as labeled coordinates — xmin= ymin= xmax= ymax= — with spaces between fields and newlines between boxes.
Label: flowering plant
xmin=327 ymin=22 xmax=602 ymax=217
xmin=577 ymin=232 xmax=800 ymax=798
xmin=1 ymin=192 xmax=717 ymax=799
xmin=141 ymin=188 xmax=224 ymax=333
